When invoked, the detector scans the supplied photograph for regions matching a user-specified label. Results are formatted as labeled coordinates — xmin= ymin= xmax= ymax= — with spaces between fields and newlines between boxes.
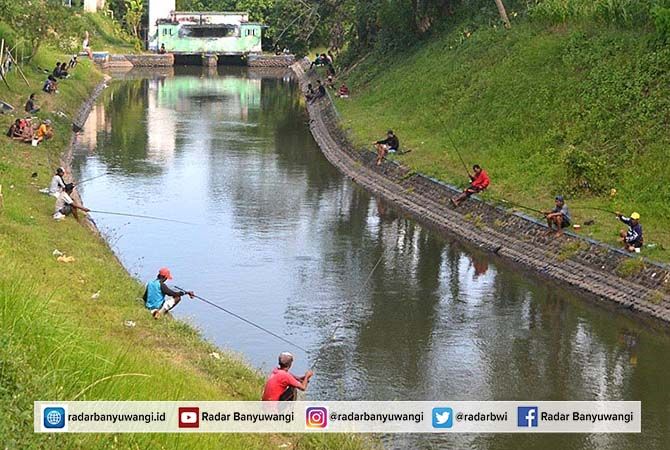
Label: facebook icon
xmin=517 ymin=406 xmax=539 ymax=427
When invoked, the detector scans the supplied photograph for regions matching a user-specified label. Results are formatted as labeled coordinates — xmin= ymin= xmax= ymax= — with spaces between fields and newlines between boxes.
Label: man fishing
xmin=373 ymin=130 xmax=399 ymax=166
xmin=544 ymin=195 xmax=571 ymax=236
xmin=53 ymin=183 xmax=90 ymax=221
xmin=616 ymin=212 xmax=643 ymax=252
xmin=451 ymin=164 xmax=490 ymax=207
xmin=143 ymin=267 xmax=194 ymax=319
xmin=262 ymin=352 xmax=313 ymax=401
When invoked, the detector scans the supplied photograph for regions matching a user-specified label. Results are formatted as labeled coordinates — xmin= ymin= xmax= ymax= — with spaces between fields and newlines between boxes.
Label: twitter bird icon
xmin=432 ymin=407 xmax=454 ymax=428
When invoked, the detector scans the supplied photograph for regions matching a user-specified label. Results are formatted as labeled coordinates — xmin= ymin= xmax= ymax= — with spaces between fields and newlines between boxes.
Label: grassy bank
xmin=0 ymin=19 xmax=365 ymax=450
xmin=333 ymin=5 xmax=670 ymax=262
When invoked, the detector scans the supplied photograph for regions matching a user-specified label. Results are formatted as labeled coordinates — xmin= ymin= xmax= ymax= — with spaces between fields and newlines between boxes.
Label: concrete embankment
xmin=292 ymin=60 xmax=670 ymax=324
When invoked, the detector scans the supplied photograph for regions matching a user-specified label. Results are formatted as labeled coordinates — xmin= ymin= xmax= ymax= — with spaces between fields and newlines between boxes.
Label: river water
xmin=71 ymin=67 xmax=669 ymax=449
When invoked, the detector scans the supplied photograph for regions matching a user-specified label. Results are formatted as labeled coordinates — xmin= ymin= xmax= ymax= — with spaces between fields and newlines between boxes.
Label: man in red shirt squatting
xmin=262 ymin=352 xmax=314 ymax=401
xmin=451 ymin=164 xmax=490 ymax=207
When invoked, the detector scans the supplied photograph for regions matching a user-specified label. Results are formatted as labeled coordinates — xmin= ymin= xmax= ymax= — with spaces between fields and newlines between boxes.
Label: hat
xmin=630 ymin=212 xmax=640 ymax=220
xmin=158 ymin=267 xmax=173 ymax=280
xmin=44 ymin=119 xmax=52 ymax=125
xmin=555 ymin=195 xmax=564 ymax=202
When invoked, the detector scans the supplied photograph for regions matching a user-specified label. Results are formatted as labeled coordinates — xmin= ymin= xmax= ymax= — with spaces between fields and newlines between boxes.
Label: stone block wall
xmin=293 ymin=59 xmax=670 ymax=323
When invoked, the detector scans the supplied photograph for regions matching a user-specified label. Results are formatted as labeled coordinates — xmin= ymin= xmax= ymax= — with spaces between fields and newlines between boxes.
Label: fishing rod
xmin=75 ymin=172 xmax=109 ymax=186
xmin=493 ymin=198 xmax=546 ymax=215
xmin=173 ymin=286 xmax=310 ymax=354
xmin=86 ymin=209 xmax=196 ymax=225
xmin=444 ymin=129 xmax=471 ymax=178
xmin=572 ymin=206 xmax=618 ymax=215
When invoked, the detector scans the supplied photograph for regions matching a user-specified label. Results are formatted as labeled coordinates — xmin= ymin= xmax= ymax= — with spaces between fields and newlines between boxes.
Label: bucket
xmin=31 ymin=138 xmax=39 ymax=147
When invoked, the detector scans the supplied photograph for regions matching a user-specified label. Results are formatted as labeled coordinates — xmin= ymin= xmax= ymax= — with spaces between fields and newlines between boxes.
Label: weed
xmin=647 ymin=290 xmax=666 ymax=305
xmin=558 ymin=240 xmax=590 ymax=261
xmin=616 ymin=257 xmax=646 ymax=277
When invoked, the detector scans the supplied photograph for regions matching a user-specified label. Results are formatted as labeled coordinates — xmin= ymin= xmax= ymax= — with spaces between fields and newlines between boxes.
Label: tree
xmin=124 ymin=0 xmax=145 ymax=39
xmin=493 ymin=0 xmax=511 ymax=29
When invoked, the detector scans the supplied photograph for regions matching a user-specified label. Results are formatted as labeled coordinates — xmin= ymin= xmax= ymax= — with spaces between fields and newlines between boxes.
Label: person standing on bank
xmin=143 ymin=268 xmax=194 ymax=319
xmin=262 ymin=352 xmax=313 ymax=401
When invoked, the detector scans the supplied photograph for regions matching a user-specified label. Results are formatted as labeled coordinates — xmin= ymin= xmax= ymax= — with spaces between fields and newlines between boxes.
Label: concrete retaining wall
xmin=247 ymin=54 xmax=295 ymax=68
xmin=292 ymin=59 xmax=670 ymax=324
xmin=107 ymin=54 xmax=174 ymax=68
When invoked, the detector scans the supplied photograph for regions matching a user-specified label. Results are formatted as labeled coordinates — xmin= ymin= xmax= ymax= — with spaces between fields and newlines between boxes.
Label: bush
xmin=652 ymin=5 xmax=670 ymax=42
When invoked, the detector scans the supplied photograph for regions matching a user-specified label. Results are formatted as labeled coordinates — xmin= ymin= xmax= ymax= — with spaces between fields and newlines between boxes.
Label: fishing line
xmin=86 ymin=209 xmax=197 ymax=225
xmin=309 ymin=252 xmax=385 ymax=369
xmin=76 ymin=172 xmax=109 ymax=186
xmin=173 ymin=286 xmax=310 ymax=353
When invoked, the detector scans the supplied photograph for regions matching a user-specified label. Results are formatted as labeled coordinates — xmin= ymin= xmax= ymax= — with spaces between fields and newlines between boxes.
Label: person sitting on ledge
xmin=451 ymin=164 xmax=490 ymax=207
xmin=143 ymin=267 xmax=194 ymax=319
xmin=58 ymin=62 xmax=69 ymax=79
xmin=25 ymin=93 xmax=40 ymax=114
xmin=373 ymin=130 xmax=400 ymax=166
xmin=34 ymin=119 xmax=53 ymax=144
xmin=158 ymin=43 xmax=167 ymax=54
xmin=43 ymin=75 xmax=58 ymax=94
xmin=18 ymin=117 xmax=35 ymax=142
xmin=337 ymin=84 xmax=350 ymax=98
xmin=262 ymin=352 xmax=313 ymax=401
xmin=544 ymin=195 xmax=571 ymax=236
xmin=309 ymin=79 xmax=327 ymax=104
xmin=305 ymin=83 xmax=315 ymax=101
xmin=616 ymin=211 xmax=643 ymax=253
xmin=52 ymin=62 xmax=62 ymax=78
xmin=48 ymin=167 xmax=67 ymax=197
xmin=6 ymin=119 xmax=21 ymax=139
xmin=53 ymin=183 xmax=89 ymax=221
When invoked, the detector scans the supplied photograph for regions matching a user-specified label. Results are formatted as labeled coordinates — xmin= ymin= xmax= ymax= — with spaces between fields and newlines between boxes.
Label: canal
xmin=71 ymin=67 xmax=669 ymax=449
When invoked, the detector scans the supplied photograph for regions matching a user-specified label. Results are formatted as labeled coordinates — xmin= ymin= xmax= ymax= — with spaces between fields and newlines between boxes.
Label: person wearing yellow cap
xmin=142 ymin=267 xmax=194 ymax=319
xmin=616 ymin=212 xmax=643 ymax=252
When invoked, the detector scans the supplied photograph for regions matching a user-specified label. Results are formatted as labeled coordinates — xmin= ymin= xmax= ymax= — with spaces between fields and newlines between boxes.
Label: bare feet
xmin=450 ymin=198 xmax=458 ymax=207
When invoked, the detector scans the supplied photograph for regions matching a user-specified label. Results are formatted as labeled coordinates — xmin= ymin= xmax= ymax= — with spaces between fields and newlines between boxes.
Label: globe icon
xmin=46 ymin=410 xmax=62 ymax=426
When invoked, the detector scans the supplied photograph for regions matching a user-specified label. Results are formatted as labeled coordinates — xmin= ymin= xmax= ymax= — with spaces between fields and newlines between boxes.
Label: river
xmin=70 ymin=67 xmax=670 ymax=449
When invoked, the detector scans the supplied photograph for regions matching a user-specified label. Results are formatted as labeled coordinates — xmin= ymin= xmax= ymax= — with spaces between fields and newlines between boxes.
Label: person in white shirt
xmin=48 ymin=167 xmax=66 ymax=197
xmin=53 ymin=184 xmax=89 ymax=221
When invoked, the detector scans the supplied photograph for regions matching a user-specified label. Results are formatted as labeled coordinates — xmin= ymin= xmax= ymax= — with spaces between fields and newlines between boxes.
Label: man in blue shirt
xmin=616 ymin=212 xmax=643 ymax=252
xmin=143 ymin=267 xmax=194 ymax=319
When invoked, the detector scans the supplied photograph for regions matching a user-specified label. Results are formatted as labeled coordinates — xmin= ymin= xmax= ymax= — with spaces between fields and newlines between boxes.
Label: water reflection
xmin=71 ymin=68 xmax=670 ymax=450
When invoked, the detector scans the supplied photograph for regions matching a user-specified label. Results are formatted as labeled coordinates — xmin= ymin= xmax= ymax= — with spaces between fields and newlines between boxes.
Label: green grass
xmin=0 ymin=22 xmax=368 ymax=450
xmin=333 ymin=18 xmax=670 ymax=262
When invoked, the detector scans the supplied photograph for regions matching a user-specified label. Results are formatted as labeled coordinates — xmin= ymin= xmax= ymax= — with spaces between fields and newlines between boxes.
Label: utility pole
xmin=494 ymin=0 xmax=511 ymax=29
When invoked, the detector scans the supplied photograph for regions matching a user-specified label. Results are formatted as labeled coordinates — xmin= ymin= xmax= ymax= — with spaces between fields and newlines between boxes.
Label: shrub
xmin=652 ymin=5 xmax=670 ymax=42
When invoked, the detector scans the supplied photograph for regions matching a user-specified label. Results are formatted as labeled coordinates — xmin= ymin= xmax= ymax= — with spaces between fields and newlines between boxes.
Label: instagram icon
xmin=305 ymin=407 xmax=328 ymax=429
